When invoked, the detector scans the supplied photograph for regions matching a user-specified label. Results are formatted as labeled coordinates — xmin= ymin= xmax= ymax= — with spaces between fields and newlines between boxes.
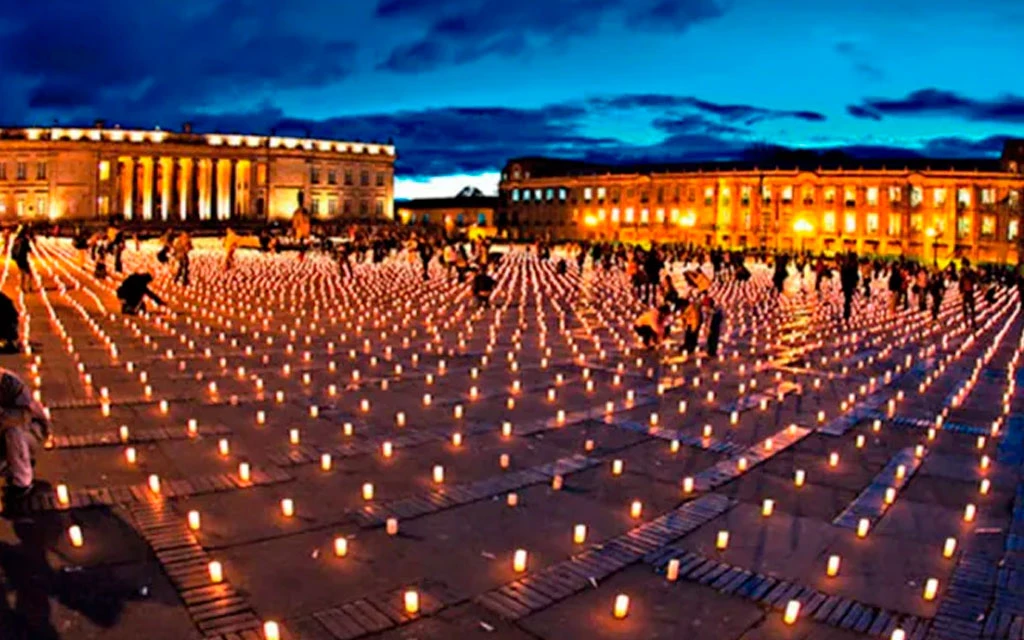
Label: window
xmin=98 ymin=161 xmax=110 ymax=181
xmin=36 ymin=196 xmax=46 ymax=217
xmin=16 ymin=162 xmax=26 ymax=180
xmin=933 ymin=188 xmax=946 ymax=207
xmin=743 ymin=210 xmax=752 ymax=230
xmin=376 ymin=200 xmax=384 ymax=217
xmin=624 ymin=207 xmax=635 ymax=224
xmin=741 ymin=186 xmax=751 ymax=206
xmin=545 ymin=188 xmax=553 ymax=201
xmin=257 ymin=164 xmax=267 ymax=186
xmin=1009 ymin=219 xmax=1019 ymax=241
xmin=344 ymin=170 xmax=353 ymax=185
xmin=934 ymin=215 xmax=947 ymax=235
xmin=981 ymin=215 xmax=996 ymax=237
xmin=981 ymin=188 xmax=996 ymax=205
xmin=558 ymin=188 xmax=567 ymax=201
xmin=957 ymin=216 xmax=970 ymax=239
xmin=866 ymin=212 xmax=879 ymax=234
xmin=310 ymin=198 xmax=320 ymax=215
xmin=611 ymin=208 xmax=620 ymax=223
xmin=522 ymin=189 xmax=531 ymax=201
xmin=639 ymin=190 xmax=649 ymax=203
xmin=597 ymin=187 xmax=606 ymax=201
xmin=655 ymin=208 xmax=665 ymax=224
xmin=0 ymin=163 xmax=5 ymax=180
xmin=910 ymin=213 xmax=923 ymax=233
xmin=328 ymin=198 xmax=338 ymax=216
xmin=534 ymin=189 xmax=542 ymax=201
xmin=343 ymin=200 xmax=352 ymax=215
xmin=359 ymin=200 xmax=368 ymax=216
xmin=16 ymin=197 xmax=25 ymax=217
xmin=656 ymin=187 xmax=664 ymax=204
xmin=761 ymin=186 xmax=771 ymax=203
xmin=36 ymin=162 xmax=46 ymax=180
xmin=584 ymin=187 xmax=592 ymax=201
xmin=376 ymin=173 xmax=385 ymax=187
xmin=844 ymin=188 xmax=856 ymax=207
xmin=310 ymin=167 xmax=320 ymax=184
xmin=477 ymin=212 xmax=487 ymax=225
xmin=782 ymin=186 xmax=793 ymax=203
xmin=640 ymin=208 xmax=649 ymax=224
xmin=910 ymin=187 xmax=923 ymax=207
xmin=824 ymin=188 xmax=835 ymax=204
xmin=866 ymin=187 xmax=878 ymax=206
xmin=687 ymin=188 xmax=696 ymax=202
xmin=704 ymin=187 xmax=714 ymax=206
xmin=800 ymin=187 xmax=812 ymax=205
xmin=823 ymin=211 xmax=836 ymax=233
xmin=720 ymin=188 xmax=730 ymax=207
xmin=512 ymin=189 xmax=520 ymax=202
xmin=1009 ymin=190 xmax=1020 ymax=207
xmin=888 ymin=214 xmax=902 ymax=237
xmin=328 ymin=170 xmax=337 ymax=185
xmin=957 ymin=188 xmax=971 ymax=207
xmin=889 ymin=186 xmax=901 ymax=203
xmin=844 ymin=212 xmax=856 ymax=234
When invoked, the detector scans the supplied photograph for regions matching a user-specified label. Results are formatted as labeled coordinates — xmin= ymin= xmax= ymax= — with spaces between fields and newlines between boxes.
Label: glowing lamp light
xmin=981 ymin=455 xmax=991 ymax=470
xmin=452 ymin=433 xmax=463 ymax=447
xmin=666 ymin=558 xmax=680 ymax=581
xmin=923 ymin=578 xmax=939 ymax=601
xmin=334 ymin=537 xmax=348 ymax=557
xmin=891 ymin=630 xmax=906 ymax=640
xmin=552 ymin=475 xmax=563 ymax=490
xmin=783 ymin=600 xmax=801 ymax=625
xmin=209 ymin=560 xmax=224 ymax=583
xmin=404 ymin=590 xmax=420 ymax=614
xmin=513 ymin=549 xmax=528 ymax=572
xmin=943 ymin=537 xmax=957 ymax=558
xmin=68 ymin=525 xmax=84 ymax=548
xmin=980 ymin=479 xmax=991 ymax=495
xmin=896 ymin=464 xmax=907 ymax=480
xmin=263 ymin=621 xmax=281 ymax=640
xmin=716 ymin=530 xmax=729 ymax=550
xmin=613 ymin=594 xmax=630 ymax=619
xmin=256 ymin=411 xmax=266 ymax=425
xmin=188 ymin=510 xmax=201 ymax=531
xmin=573 ymin=524 xmax=587 ymax=544
xmin=119 ymin=425 xmax=130 ymax=442
xmin=501 ymin=422 xmax=512 ymax=437
xmin=827 ymin=555 xmax=841 ymax=577
xmin=856 ymin=435 xmax=865 ymax=449
xmin=289 ymin=429 xmax=300 ymax=445
xmin=885 ymin=487 xmax=897 ymax=504
xmin=829 ymin=452 xmax=839 ymax=467
xmin=500 ymin=453 xmax=510 ymax=469
xmin=670 ymin=439 xmax=680 ymax=453
xmin=383 ymin=441 xmax=394 ymax=458
xmin=737 ymin=457 xmax=748 ymax=472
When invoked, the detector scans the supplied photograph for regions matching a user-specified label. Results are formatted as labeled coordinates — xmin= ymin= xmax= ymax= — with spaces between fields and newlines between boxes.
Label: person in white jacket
xmin=0 ymin=369 xmax=52 ymax=514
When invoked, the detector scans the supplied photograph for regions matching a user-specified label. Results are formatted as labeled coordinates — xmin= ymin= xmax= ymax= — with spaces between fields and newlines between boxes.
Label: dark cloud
xmin=593 ymin=94 xmax=825 ymax=125
xmin=834 ymin=40 xmax=885 ymax=81
xmin=376 ymin=0 xmax=726 ymax=72
xmin=848 ymin=88 xmax=1024 ymax=123
xmin=0 ymin=0 xmax=358 ymax=122
xmin=846 ymin=105 xmax=882 ymax=121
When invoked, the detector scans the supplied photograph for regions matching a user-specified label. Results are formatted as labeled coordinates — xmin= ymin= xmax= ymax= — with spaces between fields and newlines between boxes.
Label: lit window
xmin=982 ymin=188 xmax=996 ymax=205
xmin=957 ymin=216 xmax=970 ymax=238
xmin=534 ymin=189 xmax=542 ymax=201
xmin=981 ymin=215 xmax=996 ymax=237
xmin=933 ymin=188 xmax=946 ymax=207
xmin=802 ymin=187 xmax=814 ymax=204
xmin=844 ymin=188 xmax=856 ymax=206
xmin=310 ymin=198 xmax=320 ymax=215
xmin=844 ymin=212 xmax=856 ymax=233
xmin=782 ymin=186 xmax=793 ymax=203
xmin=910 ymin=187 xmax=923 ymax=207
xmin=934 ymin=215 xmax=947 ymax=234
xmin=762 ymin=186 xmax=771 ymax=203
xmin=1009 ymin=190 xmax=1020 ymax=207
xmin=16 ymin=163 xmax=26 ymax=180
xmin=98 ymin=161 xmax=110 ymax=181
xmin=310 ymin=167 xmax=320 ymax=184
xmin=910 ymin=214 xmax=923 ymax=232
xmin=640 ymin=208 xmax=649 ymax=224
xmin=823 ymin=212 xmax=836 ymax=233
xmin=36 ymin=196 xmax=46 ymax=217
xmin=376 ymin=200 xmax=384 ymax=217
xmin=1009 ymin=219 xmax=1019 ymax=241
xmin=36 ymin=162 xmax=46 ymax=180
xmin=512 ymin=189 xmax=520 ymax=201
xmin=888 ymin=214 xmax=902 ymax=236
xmin=720 ymin=188 xmax=730 ymax=207
xmin=522 ymin=190 xmax=530 ymax=201
xmin=889 ymin=186 xmax=901 ymax=203
xmin=584 ymin=187 xmax=592 ymax=201
xmin=704 ymin=187 xmax=714 ymax=206
xmin=624 ymin=207 xmax=635 ymax=223
xmin=866 ymin=187 xmax=878 ymax=205
xmin=655 ymin=208 xmax=665 ymax=223
xmin=477 ymin=212 xmax=487 ymax=225
xmin=957 ymin=188 xmax=971 ymax=207
xmin=545 ymin=188 xmax=554 ymax=201
xmin=743 ymin=210 xmax=752 ymax=229
xmin=597 ymin=187 xmax=606 ymax=201
xmin=741 ymin=186 xmax=751 ymax=206
xmin=328 ymin=198 xmax=338 ymax=216
xmin=611 ymin=207 xmax=620 ymax=223
xmin=866 ymin=212 xmax=879 ymax=233
xmin=558 ymin=188 xmax=567 ymax=201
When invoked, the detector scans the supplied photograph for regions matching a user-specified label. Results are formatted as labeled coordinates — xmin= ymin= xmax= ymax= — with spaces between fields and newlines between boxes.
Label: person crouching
xmin=0 ymin=369 xmax=52 ymax=516
xmin=116 ymin=273 xmax=165 ymax=315
xmin=634 ymin=305 xmax=671 ymax=349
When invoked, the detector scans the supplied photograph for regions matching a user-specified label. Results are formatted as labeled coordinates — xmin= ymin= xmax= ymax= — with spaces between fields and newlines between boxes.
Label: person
xmin=116 ymin=273 xmax=164 ymax=315
xmin=292 ymin=202 xmax=311 ymax=261
xmin=10 ymin=227 xmax=33 ymax=292
xmin=634 ymin=305 xmax=671 ymax=349
xmin=417 ymin=238 xmax=433 ymax=281
xmin=662 ymin=275 xmax=682 ymax=311
xmin=887 ymin=262 xmax=904 ymax=314
xmin=0 ymin=368 xmax=52 ymax=516
xmin=471 ymin=267 xmax=496 ymax=308
xmin=224 ymin=228 xmax=240 ymax=270
xmin=840 ymin=252 xmax=859 ymax=320
xmin=772 ymin=254 xmax=789 ymax=294
xmin=0 ymin=292 xmax=18 ymax=353
xmin=959 ymin=265 xmax=977 ymax=328
xmin=705 ymin=298 xmax=724 ymax=357
xmin=914 ymin=268 xmax=928 ymax=312
xmin=682 ymin=298 xmax=702 ymax=353
xmin=643 ymin=246 xmax=663 ymax=304
xmin=172 ymin=231 xmax=193 ymax=286
xmin=928 ymin=271 xmax=945 ymax=320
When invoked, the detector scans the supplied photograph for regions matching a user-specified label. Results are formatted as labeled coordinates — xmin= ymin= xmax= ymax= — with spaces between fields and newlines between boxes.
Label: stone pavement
xmin=0 ymin=240 xmax=1021 ymax=640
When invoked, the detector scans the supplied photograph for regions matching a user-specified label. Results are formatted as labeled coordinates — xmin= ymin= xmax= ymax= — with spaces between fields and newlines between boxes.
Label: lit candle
xmin=923 ymin=578 xmax=938 ymax=601
xmin=209 ymin=560 xmax=223 ymax=583
xmin=826 ymin=555 xmax=841 ymax=577
xmin=239 ymin=462 xmax=251 ymax=482
xmin=362 ymin=483 xmax=374 ymax=500
xmin=501 ymin=422 xmax=512 ymax=437
xmin=794 ymin=469 xmax=806 ymax=487
xmin=716 ymin=530 xmax=729 ymax=550
xmin=683 ymin=477 xmax=694 ymax=494
xmin=500 ymin=454 xmax=510 ymax=469
xmin=218 ymin=439 xmax=230 ymax=456
xmin=761 ymin=499 xmax=774 ymax=517
xmin=507 ymin=492 xmax=519 ymax=507
xmin=56 ymin=484 xmax=69 ymax=506
xmin=612 ymin=459 xmax=623 ymax=476
xmin=885 ymin=487 xmax=896 ymax=504
xmin=386 ymin=518 xmax=398 ymax=535
xmin=829 ymin=452 xmax=839 ymax=467
xmin=334 ymin=537 xmax=348 ymax=557
xmin=891 ymin=630 xmax=906 ymax=640
xmin=513 ymin=549 xmax=528 ymax=572
xmin=943 ymin=537 xmax=957 ymax=558
xmin=452 ymin=433 xmax=463 ymax=447
xmin=552 ymin=475 xmax=563 ymax=490
xmin=433 ymin=465 xmax=445 ymax=483
xmin=148 ymin=474 xmax=161 ymax=494
xmin=263 ymin=621 xmax=281 ymax=640
xmin=963 ymin=504 xmax=976 ymax=522
xmin=404 ymin=590 xmax=419 ymax=614
xmin=125 ymin=447 xmax=137 ymax=464
xmin=281 ymin=498 xmax=294 ymax=517
xmin=188 ymin=510 xmax=201 ymax=531
xmin=783 ymin=600 xmax=800 ymax=625
xmin=289 ymin=429 xmax=300 ymax=445
xmin=857 ymin=518 xmax=870 ymax=538
xmin=613 ymin=594 xmax=630 ymax=619
xmin=666 ymin=558 xmax=680 ymax=581
xmin=630 ymin=500 xmax=643 ymax=518
xmin=68 ymin=525 xmax=84 ymax=548
xmin=573 ymin=524 xmax=587 ymax=544
xmin=980 ymin=479 xmax=991 ymax=495
xmin=321 ymin=454 xmax=332 ymax=471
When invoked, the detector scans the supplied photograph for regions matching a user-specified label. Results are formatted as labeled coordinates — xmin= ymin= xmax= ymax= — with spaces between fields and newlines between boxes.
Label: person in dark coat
xmin=10 ymin=227 xmax=33 ymax=292
xmin=929 ymin=271 xmax=945 ymax=320
xmin=772 ymin=254 xmax=789 ymax=294
xmin=0 ymin=292 xmax=18 ymax=353
xmin=471 ymin=268 xmax=496 ymax=308
xmin=116 ymin=273 xmax=164 ymax=315
xmin=839 ymin=252 xmax=859 ymax=320
xmin=705 ymin=298 xmax=724 ymax=357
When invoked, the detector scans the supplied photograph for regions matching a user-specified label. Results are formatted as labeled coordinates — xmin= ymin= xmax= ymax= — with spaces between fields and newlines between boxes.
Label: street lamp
xmin=925 ymin=227 xmax=937 ymax=266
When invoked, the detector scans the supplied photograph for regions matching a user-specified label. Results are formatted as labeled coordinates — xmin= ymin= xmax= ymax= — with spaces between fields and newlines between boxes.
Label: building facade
xmin=0 ymin=125 xmax=395 ymax=224
xmin=499 ymin=144 xmax=1024 ymax=263
xmin=395 ymin=194 xmax=498 ymax=229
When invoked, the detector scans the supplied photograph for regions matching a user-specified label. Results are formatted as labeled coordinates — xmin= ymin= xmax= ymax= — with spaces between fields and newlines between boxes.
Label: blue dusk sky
xmin=1 ymin=0 xmax=1023 ymax=198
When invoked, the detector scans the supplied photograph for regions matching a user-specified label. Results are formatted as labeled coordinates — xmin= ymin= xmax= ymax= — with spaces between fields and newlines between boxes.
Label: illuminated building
xmin=395 ymin=190 xmax=497 ymax=229
xmin=499 ymin=142 xmax=1024 ymax=262
xmin=0 ymin=123 xmax=395 ymax=223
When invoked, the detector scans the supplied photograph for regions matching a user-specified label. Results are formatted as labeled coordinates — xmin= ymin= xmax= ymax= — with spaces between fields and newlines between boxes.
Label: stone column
xmin=229 ymin=159 xmax=238 ymax=219
xmin=170 ymin=159 xmax=181 ymax=221
xmin=190 ymin=158 xmax=200 ymax=219
xmin=210 ymin=158 xmax=220 ymax=220
xmin=132 ymin=157 xmax=143 ymax=220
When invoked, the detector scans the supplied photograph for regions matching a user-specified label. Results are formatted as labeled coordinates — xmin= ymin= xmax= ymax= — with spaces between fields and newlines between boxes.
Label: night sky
xmin=2 ymin=0 xmax=1023 ymax=198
